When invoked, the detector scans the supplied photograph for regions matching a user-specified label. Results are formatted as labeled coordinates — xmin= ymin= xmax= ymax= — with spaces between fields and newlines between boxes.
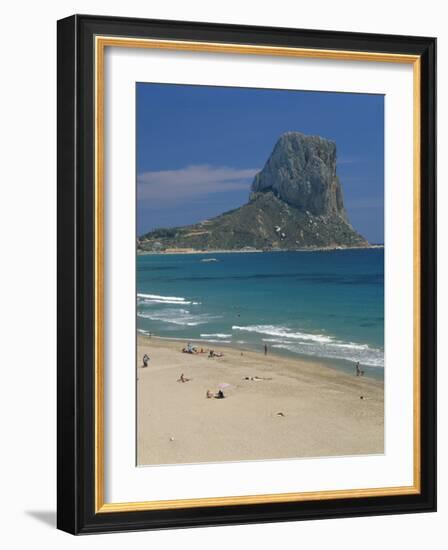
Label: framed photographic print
xmin=57 ymin=14 xmax=436 ymax=534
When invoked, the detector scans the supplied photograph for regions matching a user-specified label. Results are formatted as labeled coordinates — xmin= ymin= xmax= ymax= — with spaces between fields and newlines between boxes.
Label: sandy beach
xmin=137 ymin=335 xmax=384 ymax=465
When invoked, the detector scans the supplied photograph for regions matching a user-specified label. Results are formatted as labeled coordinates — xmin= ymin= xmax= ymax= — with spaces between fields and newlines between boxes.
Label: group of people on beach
xmin=141 ymin=343 xmax=228 ymax=399
xmin=181 ymin=343 xmax=225 ymax=358
xmin=141 ymin=345 xmax=369 ymax=412
xmin=177 ymin=374 xmax=226 ymax=399
xmin=144 ymin=348 xmax=365 ymax=381
xmin=181 ymin=342 xmax=224 ymax=354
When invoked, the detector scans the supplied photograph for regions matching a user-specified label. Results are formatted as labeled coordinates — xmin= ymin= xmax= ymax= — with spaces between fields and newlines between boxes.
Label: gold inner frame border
xmin=94 ymin=36 xmax=421 ymax=513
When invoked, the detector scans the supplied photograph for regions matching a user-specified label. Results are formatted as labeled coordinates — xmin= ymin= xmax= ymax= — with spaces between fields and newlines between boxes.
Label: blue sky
xmin=137 ymin=83 xmax=384 ymax=243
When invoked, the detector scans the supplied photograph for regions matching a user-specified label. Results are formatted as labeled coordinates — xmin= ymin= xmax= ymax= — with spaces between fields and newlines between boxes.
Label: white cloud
xmin=137 ymin=164 xmax=258 ymax=202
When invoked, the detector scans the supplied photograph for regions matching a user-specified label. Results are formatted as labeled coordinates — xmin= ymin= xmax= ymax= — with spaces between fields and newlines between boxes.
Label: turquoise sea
xmin=137 ymin=249 xmax=384 ymax=379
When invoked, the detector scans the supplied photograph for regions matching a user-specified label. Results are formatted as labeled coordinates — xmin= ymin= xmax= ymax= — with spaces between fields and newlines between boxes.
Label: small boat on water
xmin=200 ymin=258 xmax=219 ymax=262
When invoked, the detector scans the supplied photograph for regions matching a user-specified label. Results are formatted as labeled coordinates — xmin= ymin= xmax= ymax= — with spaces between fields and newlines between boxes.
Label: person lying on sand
xmin=214 ymin=390 xmax=225 ymax=399
xmin=177 ymin=373 xmax=191 ymax=383
xmin=243 ymin=376 xmax=272 ymax=381
xmin=206 ymin=389 xmax=214 ymax=399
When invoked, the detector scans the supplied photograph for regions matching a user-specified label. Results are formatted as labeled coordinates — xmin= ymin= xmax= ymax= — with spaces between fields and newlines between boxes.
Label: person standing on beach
xmin=143 ymin=353 xmax=150 ymax=367
xmin=264 ymin=344 xmax=268 ymax=356
xmin=355 ymin=361 xmax=363 ymax=376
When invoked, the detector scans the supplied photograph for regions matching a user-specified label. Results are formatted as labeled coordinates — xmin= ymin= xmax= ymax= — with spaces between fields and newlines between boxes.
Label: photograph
xmin=136 ymin=83 xmax=385 ymax=466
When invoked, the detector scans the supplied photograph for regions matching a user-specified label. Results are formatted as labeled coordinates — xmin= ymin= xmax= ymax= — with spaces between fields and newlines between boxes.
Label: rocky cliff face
xmin=250 ymin=132 xmax=347 ymax=219
xmin=139 ymin=132 xmax=369 ymax=252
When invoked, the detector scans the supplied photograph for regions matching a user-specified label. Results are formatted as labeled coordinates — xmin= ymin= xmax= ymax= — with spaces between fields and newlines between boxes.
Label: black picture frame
xmin=57 ymin=14 xmax=436 ymax=534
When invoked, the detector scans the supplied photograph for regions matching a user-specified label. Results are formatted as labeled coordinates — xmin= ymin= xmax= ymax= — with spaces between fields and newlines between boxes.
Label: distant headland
xmin=138 ymin=132 xmax=370 ymax=253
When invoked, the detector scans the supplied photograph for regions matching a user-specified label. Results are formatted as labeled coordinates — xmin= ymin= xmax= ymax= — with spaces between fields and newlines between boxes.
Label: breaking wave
xmin=138 ymin=308 xmax=220 ymax=327
xmin=137 ymin=293 xmax=200 ymax=305
xmin=233 ymin=324 xmax=383 ymax=367
xmin=200 ymin=333 xmax=232 ymax=339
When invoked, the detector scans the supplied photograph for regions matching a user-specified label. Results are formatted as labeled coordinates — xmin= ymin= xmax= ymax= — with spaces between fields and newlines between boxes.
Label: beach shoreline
xmin=137 ymin=330 xmax=383 ymax=380
xmin=137 ymin=334 xmax=384 ymax=466
xmin=137 ymin=244 xmax=384 ymax=256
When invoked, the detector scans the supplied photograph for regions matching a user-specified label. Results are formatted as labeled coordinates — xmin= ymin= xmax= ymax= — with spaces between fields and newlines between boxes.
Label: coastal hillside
xmin=138 ymin=132 xmax=369 ymax=252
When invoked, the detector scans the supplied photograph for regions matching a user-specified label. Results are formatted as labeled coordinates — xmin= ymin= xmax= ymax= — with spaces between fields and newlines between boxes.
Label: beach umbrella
xmin=218 ymin=382 xmax=231 ymax=389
